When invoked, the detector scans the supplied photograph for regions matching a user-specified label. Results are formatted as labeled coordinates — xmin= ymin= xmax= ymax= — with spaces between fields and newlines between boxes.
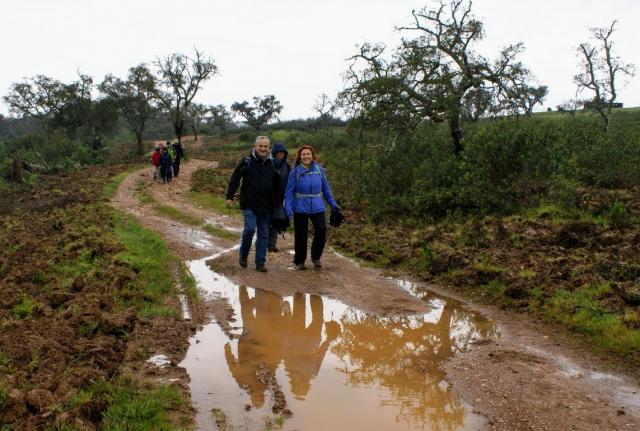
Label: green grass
xmin=202 ymin=224 xmax=240 ymax=240
xmin=136 ymin=189 xmax=155 ymax=205
xmin=12 ymin=296 xmax=36 ymax=319
xmin=185 ymin=191 xmax=239 ymax=216
xmin=154 ymin=205 xmax=202 ymax=226
xmin=546 ymin=283 xmax=640 ymax=355
xmin=113 ymin=211 xmax=179 ymax=319
xmin=0 ymin=351 xmax=8 ymax=369
xmin=103 ymin=171 xmax=131 ymax=200
xmin=70 ymin=377 xmax=188 ymax=431
xmin=179 ymin=262 xmax=199 ymax=304
xmin=483 ymin=279 xmax=507 ymax=298
xmin=518 ymin=269 xmax=536 ymax=280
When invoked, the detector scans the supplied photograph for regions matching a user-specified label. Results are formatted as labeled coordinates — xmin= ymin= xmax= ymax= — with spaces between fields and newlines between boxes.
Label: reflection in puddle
xmin=183 ymin=254 xmax=497 ymax=430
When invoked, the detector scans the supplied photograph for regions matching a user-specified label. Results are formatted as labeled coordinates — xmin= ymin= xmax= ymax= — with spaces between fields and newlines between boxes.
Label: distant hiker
xmin=172 ymin=140 xmax=185 ymax=178
xmin=160 ymin=146 xmax=173 ymax=183
xmin=166 ymin=140 xmax=176 ymax=164
xmin=226 ymin=136 xmax=282 ymax=272
xmin=151 ymin=146 xmax=161 ymax=182
xmin=285 ymin=145 xmax=339 ymax=270
xmin=268 ymin=141 xmax=292 ymax=253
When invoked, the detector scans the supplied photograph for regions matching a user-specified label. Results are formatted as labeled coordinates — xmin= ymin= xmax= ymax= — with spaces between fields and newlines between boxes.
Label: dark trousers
xmin=293 ymin=212 xmax=326 ymax=264
xmin=268 ymin=227 xmax=279 ymax=250
xmin=173 ymin=160 xmax=181 ymax=177
xmin=160 ymin=165 xmax=172 ymax=182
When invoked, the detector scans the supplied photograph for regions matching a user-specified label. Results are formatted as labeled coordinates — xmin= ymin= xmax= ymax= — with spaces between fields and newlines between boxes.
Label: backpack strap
xmin=243 ymin=155 xmax=275 ymax=169
xmin=295 ymin=163 xmax=323 ymax=182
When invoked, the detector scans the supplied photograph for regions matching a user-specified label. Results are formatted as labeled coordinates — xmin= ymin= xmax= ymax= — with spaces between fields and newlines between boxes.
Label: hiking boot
xmin=239 ymin=256 xmax=248 ymax=268
xmin=295 ymin=263 xmax=307 ymax=271
xmin=268 ymin=246 xmax=279 ymax=253
xmin=312 ymin=260 xmax=322 ymax=270
xmin=256 ymin=264 xmax=268 ymax=273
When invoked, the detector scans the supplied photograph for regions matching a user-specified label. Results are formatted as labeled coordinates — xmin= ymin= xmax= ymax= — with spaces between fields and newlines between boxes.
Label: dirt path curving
xmin=112 ymin=159 xmax=640 ymax=431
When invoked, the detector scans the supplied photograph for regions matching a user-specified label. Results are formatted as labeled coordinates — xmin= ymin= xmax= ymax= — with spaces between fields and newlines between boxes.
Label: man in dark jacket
xmin=226 ymin=136 xmax=282 ymax=272
xmin=268 ymin=141 xmax=291 ymax=252
xmin=172 ymin=141 xmax=185 ymax=178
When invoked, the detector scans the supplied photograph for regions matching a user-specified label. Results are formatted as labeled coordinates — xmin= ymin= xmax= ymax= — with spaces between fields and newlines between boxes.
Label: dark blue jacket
xmin=285 ymin=161 xmax=337 ymax=217
xmin=160 ymin=151 xmax=173 ymax=168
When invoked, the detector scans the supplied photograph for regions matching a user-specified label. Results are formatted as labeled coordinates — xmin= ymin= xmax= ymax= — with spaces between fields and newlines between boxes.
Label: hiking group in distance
xmin=151 ymin=140 xmax=185 ymax=183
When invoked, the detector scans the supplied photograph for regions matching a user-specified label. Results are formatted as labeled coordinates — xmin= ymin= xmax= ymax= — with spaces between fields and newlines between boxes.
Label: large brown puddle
xmin=183 ymin=252 xmax=498 ymax=430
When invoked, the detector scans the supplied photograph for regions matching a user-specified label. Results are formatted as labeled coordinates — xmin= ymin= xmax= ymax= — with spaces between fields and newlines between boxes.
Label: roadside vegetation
xmin=197 ymin=106 xmax=640 ymax=371
xmin=0 ymin=167 xmax=193 ymax=428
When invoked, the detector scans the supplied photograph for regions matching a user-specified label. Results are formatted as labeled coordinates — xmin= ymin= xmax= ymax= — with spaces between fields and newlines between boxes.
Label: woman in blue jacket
xmin=285 ymin=145 xmax=338 ymax=270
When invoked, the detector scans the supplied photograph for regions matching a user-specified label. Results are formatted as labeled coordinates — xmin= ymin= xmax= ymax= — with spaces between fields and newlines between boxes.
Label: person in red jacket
xmin=151 ymin=146 xmax=161 ymax=182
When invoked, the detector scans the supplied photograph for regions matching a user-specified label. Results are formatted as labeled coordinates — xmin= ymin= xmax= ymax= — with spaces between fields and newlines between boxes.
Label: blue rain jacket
xmin=284 ymin=161 xmax=337 ymax=217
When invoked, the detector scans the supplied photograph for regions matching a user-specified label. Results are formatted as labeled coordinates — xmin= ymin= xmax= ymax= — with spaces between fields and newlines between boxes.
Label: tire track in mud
xmin=113 ymin=160 xmax=640 ymax=431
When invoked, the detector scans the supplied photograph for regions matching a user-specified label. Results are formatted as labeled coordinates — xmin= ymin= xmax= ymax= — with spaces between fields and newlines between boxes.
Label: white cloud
xmin=1 ymin=0 xmax=638 ymax=118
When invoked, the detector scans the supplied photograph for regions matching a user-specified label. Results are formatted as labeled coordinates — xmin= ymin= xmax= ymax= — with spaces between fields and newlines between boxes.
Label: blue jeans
xmin=240 ymin=209 xmax=271 ymax=266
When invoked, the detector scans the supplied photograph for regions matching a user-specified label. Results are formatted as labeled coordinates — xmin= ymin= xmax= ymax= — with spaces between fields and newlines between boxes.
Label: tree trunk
xmin=602 ymin=109 xmax=610 ymax=133
xmin=11 ymin=153 xmax=23 ymax=183
xmin=136 ymin=133 xmax=144 ymax=156
xmin=174 ymin=120 xmax=183 ymax=144
xmin=449 ymin=114 xmax=464 ymax=155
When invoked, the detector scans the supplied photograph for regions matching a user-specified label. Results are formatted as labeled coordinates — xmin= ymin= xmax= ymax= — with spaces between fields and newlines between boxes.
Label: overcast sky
xmin=1 ymin=0 xmax=638 ymax=119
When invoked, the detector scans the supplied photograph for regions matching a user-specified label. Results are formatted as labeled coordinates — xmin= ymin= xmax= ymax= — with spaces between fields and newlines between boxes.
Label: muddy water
xmin=182 ymin=251 xmax=497 ymax=431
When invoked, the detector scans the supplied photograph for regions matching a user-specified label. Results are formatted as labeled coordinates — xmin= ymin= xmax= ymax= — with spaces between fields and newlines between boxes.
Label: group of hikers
xmin=226 ymin=135 xmax=344 ymax=272
xmin=151 ymin=140 xmax=185 ymax=183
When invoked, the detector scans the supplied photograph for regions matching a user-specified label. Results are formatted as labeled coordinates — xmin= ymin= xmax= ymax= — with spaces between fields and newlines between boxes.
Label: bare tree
xmin=4 ymin=75 xmax=73 ymax=128
xmin=312 ymin=93 xmax=336 ymax=128
xmin=231 ymin=95 xmax=283 ymax=130
xmin=185 ymin=103 xmax=209 ymax=141
xmin=100 ymin=64 xmax=161 ymax=155
xmin=575 ymin=20 xmax=635 ymax=132
xmin=207 ymin=104 xmax=233 ymax=135
xmin=155 ymin=48 xmax=218 ymax=143
xmin=339 ymin=0 xmax=545 ymax=154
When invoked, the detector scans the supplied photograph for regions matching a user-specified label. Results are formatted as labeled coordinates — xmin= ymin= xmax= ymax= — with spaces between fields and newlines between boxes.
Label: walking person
xmin=285 ymin=145 xmax=339 ymax=270
xmin=226 ymin=136 xmax=282 ymax=272
xmin=151 ymin=146 xmax=161 ymax=182
xmin=172 ymin=140 xmax=185 ymax=178
xmin=268 ymin=141 xmax=292 ymax=253
xmin=159 ymin=146 xmax=173 ymax=183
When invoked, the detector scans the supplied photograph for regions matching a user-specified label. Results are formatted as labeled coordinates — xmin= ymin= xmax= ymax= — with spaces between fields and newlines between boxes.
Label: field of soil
xmin=1 ymin=156 xmax=639 ymax=430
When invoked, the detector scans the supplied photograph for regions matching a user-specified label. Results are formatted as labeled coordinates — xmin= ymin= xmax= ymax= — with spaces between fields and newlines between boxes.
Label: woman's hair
xmin=295 ymin=145 xmax=319 ymax=164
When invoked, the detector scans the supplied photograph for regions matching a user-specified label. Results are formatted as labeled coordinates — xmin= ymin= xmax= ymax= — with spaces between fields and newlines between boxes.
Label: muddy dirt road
xmin=114 ymin=160 xmax=640 ymax=430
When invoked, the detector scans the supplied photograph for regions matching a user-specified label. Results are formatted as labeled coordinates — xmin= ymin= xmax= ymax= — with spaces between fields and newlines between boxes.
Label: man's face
xmin=255 ymin=139 xmax=270 ymax=158
xmin=274 ymin=151 xmax=286 ymax=160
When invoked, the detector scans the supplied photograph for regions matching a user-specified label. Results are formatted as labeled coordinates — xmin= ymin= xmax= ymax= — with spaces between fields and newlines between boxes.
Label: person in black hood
xmin=268 ymin=141 xmax=292 ymax=252
xmin=226 ymin=136 xmax=282 ymax=272
xmin=172 ymin=141 xmax=185 ymax=177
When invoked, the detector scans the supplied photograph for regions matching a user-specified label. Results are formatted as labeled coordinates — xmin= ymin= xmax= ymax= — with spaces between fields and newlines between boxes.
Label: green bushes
xmin=323 ymin=111 xmax=640 ymax=220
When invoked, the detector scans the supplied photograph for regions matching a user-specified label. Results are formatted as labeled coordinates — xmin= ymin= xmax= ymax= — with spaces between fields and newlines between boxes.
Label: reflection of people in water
xmin=224 ymin=287 xmax=289 ymax=407
xmin=225 ymin=289 xmax=341 ymax=406
xmin=283 ymin=293 xmax=341 ymax=399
